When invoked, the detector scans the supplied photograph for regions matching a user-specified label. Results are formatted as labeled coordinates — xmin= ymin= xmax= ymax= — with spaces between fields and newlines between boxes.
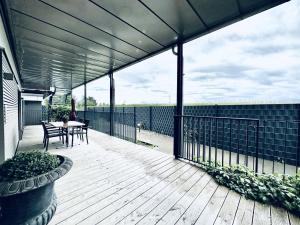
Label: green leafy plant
xmin=50 ymin=106 xmax=71 ymax=122
xmin=199 ymin=162 xmax=300 ymax=215
xmin=0 ymin=151 xmax=60 ymax=182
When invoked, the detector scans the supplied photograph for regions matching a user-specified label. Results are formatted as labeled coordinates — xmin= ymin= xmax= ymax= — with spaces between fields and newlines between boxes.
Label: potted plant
xmin=0 ymin=151 xmax=72 ymax=225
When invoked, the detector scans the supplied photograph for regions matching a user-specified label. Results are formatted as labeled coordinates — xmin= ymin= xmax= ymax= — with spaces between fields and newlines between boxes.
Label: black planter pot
xmin=0 ymin=155 xmax=73 ymax=225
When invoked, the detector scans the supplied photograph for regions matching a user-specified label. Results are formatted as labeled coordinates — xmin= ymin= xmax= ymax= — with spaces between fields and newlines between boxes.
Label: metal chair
xmin=70 ymin=119 xmax=89 ymax=147
xmin=42 ymin=122 xmax=67 ymax=151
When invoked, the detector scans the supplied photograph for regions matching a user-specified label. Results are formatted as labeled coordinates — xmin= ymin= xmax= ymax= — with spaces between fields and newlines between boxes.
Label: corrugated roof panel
xmin=42 ymin=0 xmax=163 ymax=52
xmin=10 ymin=0 xmax=146 ymax=59
xmin=188 ymin=0 xmax=240 ymax=27
xmin=11 ymin=10 xmax=133 ymax=64
xmin=91 ymin=0 xmax=178 ymax=46
xmin=2 ymin=0 xmax=289 ymax=91
xmin=141 ymin=0 xmax=207 ymax=37
xmin=14 ymin=27 xmax=116 ymax=68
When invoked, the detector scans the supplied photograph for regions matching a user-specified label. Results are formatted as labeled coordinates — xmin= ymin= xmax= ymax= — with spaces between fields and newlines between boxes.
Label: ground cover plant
xmin=199 ymin=162 xmax=300 ymax=215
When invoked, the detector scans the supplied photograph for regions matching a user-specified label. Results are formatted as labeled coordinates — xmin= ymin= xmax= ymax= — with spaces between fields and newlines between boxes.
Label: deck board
xmin=232 ymin=197 xmax=254 ymax=225
xmin=15 ymin=126 xmax=298 ymax=225
xmin=95 ymin=164 xmax=194 ymax=225
xmin=156 ymin=174 xmax=211 ymax=225
xmin=175 ymin=179 xmax=218 ymax=225
xmin=118 ymin=167 xmax=201 ymax=225
xmin=289 ymin=213 xmax=300 ymax=225
xmin=135 ymin=169 xmax=205 ymax=225
xmin=213 ymin=191 xmax=241 ymax=225
xmin=75 ymin=162 xmax=188 ymax=225
xmin=252 ymin=202 xmax=271 ymax=225
xmin=271 ymin=206 xmax=290 ymax=225
xmin=194 ymin=186 xmax=229 ymax=225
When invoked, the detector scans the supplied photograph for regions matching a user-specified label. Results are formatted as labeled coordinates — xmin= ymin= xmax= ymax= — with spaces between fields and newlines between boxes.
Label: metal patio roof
xmin=2 ymin=0 xmax=289 ymax=93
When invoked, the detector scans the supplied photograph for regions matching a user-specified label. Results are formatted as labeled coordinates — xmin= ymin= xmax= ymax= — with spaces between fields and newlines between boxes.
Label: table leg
xmin=66 ymin=127 xmax=69 ymax=147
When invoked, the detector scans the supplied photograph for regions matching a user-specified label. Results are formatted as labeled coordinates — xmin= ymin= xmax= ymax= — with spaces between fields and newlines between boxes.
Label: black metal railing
xmin=77 ymin=109 xmax=136 ymax=143
xmin=176 ymin=115 xmax=300 ymax=175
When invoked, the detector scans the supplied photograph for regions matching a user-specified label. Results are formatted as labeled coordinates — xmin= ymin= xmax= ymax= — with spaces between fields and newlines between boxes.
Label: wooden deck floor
xmin=18 ymin=126 xmax=300 ymax=225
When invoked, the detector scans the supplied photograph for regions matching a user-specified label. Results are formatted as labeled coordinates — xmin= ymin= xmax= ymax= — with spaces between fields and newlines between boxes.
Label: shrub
xmin=199 ymin=162 xmax=300 ymax=215
xmin=0 ymin=151 xmax=60 ymax=182
xmin=50 ymin=106 xmax=71 ymax=122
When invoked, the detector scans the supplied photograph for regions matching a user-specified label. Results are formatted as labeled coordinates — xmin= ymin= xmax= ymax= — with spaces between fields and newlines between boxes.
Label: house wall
xmin=0 ymin=9 xmax=21 ymax=163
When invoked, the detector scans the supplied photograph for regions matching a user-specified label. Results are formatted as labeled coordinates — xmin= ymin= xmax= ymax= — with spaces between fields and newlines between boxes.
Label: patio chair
xmin=41 ymin=121 xmax=58 ymax=144
xmin=81 ymin=120 xmax=90 ymax=143
xmin=74 ymin=118 xmax=84 ymax=138
xmin=42 ymin=121 xmax=60 ymax=136
xmin=42 ymin=122 xmax=67 ymax=151
xmin=70 ymin=119 xmax=89 ymax=147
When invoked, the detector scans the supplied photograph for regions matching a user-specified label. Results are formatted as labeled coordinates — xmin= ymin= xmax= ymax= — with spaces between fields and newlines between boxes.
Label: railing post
xmin=93 ymin=107 xmax=96 ymax=130
xmin=134 ymin=106 xmax=137 ymax=143
xmin=149 ymin=106 xmax=153 ymax=131
xmin=109 ymin=72 xmax=115 ymax=136
xmin=255 ymin=120 xmax=259 ymax=174
xmin=297 ymin=120 xmax=300 ymax=174
xmin=173 ymin=42 xmax=184 ymax=159
xmin=84 ymin=65 xmax=87 ymax=120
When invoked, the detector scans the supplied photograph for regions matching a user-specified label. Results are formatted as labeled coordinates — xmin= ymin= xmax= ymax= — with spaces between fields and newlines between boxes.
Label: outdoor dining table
xmin=49 ymin=121 xmax=85 ymax=147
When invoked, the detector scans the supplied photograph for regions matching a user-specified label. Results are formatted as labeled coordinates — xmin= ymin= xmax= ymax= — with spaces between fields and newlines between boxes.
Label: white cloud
xmin=74 ymin=0 xmax=300 ymax=105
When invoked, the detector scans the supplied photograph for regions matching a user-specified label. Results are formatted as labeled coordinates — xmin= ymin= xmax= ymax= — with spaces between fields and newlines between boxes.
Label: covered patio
xmin=1 ymin=0 xmax=300 ymax=224
xmin=18 ymin=126 xmax=300 ymax=225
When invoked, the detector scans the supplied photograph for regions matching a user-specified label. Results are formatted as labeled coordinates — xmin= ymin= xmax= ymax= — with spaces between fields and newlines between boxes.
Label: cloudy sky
xmin=73 ymin=0 xmax=300 ymax=105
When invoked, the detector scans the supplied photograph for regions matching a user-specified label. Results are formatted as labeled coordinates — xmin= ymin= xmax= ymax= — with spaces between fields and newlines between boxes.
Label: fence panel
xmin=77 ymin=110 xmax=136 ymax=143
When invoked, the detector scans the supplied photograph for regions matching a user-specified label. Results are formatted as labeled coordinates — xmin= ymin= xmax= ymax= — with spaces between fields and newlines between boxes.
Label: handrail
xmin=175 ymin=114 xmax=260 ymax=122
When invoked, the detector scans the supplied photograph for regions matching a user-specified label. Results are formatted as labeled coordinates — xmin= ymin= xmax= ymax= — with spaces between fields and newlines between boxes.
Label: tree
xmin=86 ymin=96 xmax=97 ymax=106
xmin=76 ymin=96 xmax=97 ymax=108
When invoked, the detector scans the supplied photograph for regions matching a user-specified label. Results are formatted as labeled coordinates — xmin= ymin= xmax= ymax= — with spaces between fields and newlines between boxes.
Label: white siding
xmin=0 ymin=12 xmax=21 ymax=162
xmin=3 ymin=68 xmax=19 ymax=159
xmin=0 ymin=15 xmax=20 ymax=84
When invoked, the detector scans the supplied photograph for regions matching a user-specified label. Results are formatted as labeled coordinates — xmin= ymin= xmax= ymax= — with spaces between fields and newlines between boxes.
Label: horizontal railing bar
xmin=175 ymin=114 xmax=260 ymax=122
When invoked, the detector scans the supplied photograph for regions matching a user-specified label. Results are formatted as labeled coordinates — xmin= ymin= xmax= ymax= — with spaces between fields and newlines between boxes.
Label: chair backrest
xmin=41 ymin=121 xmax=47 ymax=134
xmin=84 ymin=119 xmax=90 ymax=128
xmin=45 ymin=123 xmax=54 ymax=128
xmin=42 ymin=121 xmax=57 ymax=135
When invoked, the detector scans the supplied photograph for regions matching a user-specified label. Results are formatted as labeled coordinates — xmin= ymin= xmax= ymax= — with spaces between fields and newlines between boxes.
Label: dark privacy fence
xmin=77 ymin=108 xmax=136 ymax=143
xmin=134 ymin=104 xmax=300 ymax=136
xmin=40 ymin=104 xmax=300 ymax=172
xmin=90 ymin=104 xmax=300 ymax=172
xmin=132 ymin=104 xmax=300 ymax=172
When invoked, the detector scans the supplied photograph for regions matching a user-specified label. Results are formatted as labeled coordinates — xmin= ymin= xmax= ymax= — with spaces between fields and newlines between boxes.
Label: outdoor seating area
xmin=17 ymin=126 xmax=300 ymax=225
xmin=41 ymin=119 xmax=90 ymax=150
